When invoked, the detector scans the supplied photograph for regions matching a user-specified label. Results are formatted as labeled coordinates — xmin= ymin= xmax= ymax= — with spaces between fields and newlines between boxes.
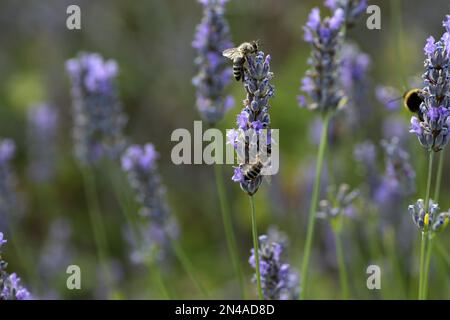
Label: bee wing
xmin=222 ymin=48 xmax=241 ymax=60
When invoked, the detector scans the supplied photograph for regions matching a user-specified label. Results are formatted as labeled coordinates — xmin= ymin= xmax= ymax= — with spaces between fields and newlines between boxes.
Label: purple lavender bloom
xmin=300 ymin=7 xmax=345 ymax=114
xmin=121 ymin=144 xmax=178 ymax=263
xmin=375 ymin=85 xmax=401 ymax=110
xmin=408 ymin=199 xmax=440 ymax=232
xmin=317 ymin=184 xmax=359 ymax=220
xmin=66 ymin=52 xmax=127 ymax=165
xmin=192 ymin=0 xmax=234 ymax=124
xmin=231 ymin=50 xmax=274 ymax=196
xmin=411 ymin=20 xmax=450 ymax=152
xmin=249 ymin=230 xmax=299 ymax=300
xmin=340 ymin=43 xmax=371 ymax=126
xmin=0 ymin=233 xmax=31 ymax=300
xmin=324 ymin=0 xmax=368 ymax=28
xmin=0 ymin=138 xmax=23 ymax=230
xmin=27 ymin=104 xmax=58 ymax=182
xmin=378 ymin=138 xmax=415 ymax=197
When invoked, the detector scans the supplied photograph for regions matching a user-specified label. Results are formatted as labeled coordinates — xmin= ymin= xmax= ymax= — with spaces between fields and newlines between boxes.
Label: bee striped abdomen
xmin=243 ymin=161 xmax=263 ymax=180
xmin=233 ymin=57 xmax=245 ymax=81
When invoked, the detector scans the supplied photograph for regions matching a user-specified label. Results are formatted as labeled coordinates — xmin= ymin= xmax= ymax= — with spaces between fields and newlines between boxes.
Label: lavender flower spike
xmin=0 ymin=138 xmax=22 ymax=230
xmin=0 ymin=232 xmax=31 ymax=300
xmin=408 ymin=199 xmax=449 ymax=234
xmin=192 ymin=0 xmax=234 ymax=124
xmin=27 ymin=103 xmax=58 ymax=182
xmin=299 ymin=7 xmax=345 ymax=114
xmin=410 ymin=19 xmax=450 ymax=152
xmin=325 ymin=0 xmax=368 ymax=28
xmin=66 ymin=52 xmax=127 ymax=165
xmin=318 ymin=184 xmax=359 ymax=220
xmin=230 ymin=50 xmax=274 ymax=195
xmin=249 ymin=230 xmax=299 ymax=300
xmin=121 ymin=144 xmax=178 ymax=263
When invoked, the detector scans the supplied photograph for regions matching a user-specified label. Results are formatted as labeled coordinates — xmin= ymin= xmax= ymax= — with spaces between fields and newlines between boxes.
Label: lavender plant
xmin=324 ymin=0 xmax=368 ymax=29
xmin=228 ymin=48 xmax=274 ymax=299
xmin=249 ymin=229 xmax=299 ymax=300
xmin=192 ymin=0 xmax=245 ymax=297
xmin=66 ymin=52 xmax=127 ymax=165
xmin=0 ymin=232 xmax=31 ymax=300
xmin=318 ymin=184 xmax=359 ymax=299
xmin=0 ymin=138 xmax=19 ymax=230
xmin=121 ymin=144 xmax=207 ymax=297
xmin=298 ymin=5 xmax=346 ymax=299
xmin=408 ymin=16 xmax=450 ymax=300
xmin=27 ymin=104 xmax=58 ymax=182
xmin=121 ymin=144 xmax=178 ymax=263
xmin=192 ymin=0 xmax=234 ymax=125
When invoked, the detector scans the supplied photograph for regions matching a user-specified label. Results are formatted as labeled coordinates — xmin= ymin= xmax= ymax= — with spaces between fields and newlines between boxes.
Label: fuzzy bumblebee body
xmin=403 ymin=89 xmax=425 ymax=121
xmin=222 ymin=41 xmax=258 ymax=81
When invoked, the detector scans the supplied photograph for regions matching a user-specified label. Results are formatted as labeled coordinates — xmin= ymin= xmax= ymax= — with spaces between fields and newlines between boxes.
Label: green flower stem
xmin=418 ymin=232 xmax=427 ymax=300
xmin=424 ymin=151 xmax=434 ymax=212
xmin=300 ymin=112 xmax=331 ymax=299
xmin=170 ymin=238 xmax=210 ymax=298
xmin=434 ymin=151 xmax=445 ymax=203
xmin=249 ymin=195 xmax=263 ymax=300
xmin=422 ymin=235 xmax=435 ymax=300
xmin=214 ymin=164 xmax=246 ymax=299
xmin=334 ymin=230 xmax=349 ymax=300
xmin=79 ymin=164 xmax=112 ymax=295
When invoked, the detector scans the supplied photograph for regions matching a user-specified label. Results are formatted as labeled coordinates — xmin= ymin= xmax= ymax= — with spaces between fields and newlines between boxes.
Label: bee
xmin=241 ymin=160 xmax=263 ymax=181
xmin=388 ymin=88 xmax=425 ymax=121
xmin=222 ymin=41 xmax=259 ymax=81
xmin=403 ymin=89 xmax=425 ymax=121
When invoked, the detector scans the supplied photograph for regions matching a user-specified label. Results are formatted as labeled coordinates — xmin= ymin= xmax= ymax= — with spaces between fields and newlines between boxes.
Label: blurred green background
xmin=0 ymin=0 xmax=449 ymax=299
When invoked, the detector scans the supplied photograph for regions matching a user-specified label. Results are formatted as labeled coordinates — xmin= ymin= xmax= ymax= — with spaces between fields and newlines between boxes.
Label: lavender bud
xmin=318 ymin=184 xmax=359 ymax=220
xmin=249 ymin=229 xmax=299 ymax=300
xmin=408 ymin=199 xmax=439 ymax=232
xmin=121 ymin=144 xmax=178 ymax=263
xmin=0 ymin=233 xmax=31 ymax=300
xmin=410 ymin=20 xmax=450 ymax=152
xmin=324 ymin=0 xmax=368 ymax=28
xmin=231 ymin=51 xmax=274 ymax=196
xmin=66 ymin=52 xmax=127 ymax=165
xmin=300 ymin=7 xmax=345 ymax=114
xmin=27 ymin=104 xmax=58 ymax=182
xmin=193 ymin=0 xmax=234 ymax=125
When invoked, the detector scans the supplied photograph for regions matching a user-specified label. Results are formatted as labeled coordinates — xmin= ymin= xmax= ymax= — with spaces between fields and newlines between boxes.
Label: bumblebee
xmin=222 ymin=41 xmax=258 ymax=81
xmin=403 ymin=89 xmax=425 ymax=121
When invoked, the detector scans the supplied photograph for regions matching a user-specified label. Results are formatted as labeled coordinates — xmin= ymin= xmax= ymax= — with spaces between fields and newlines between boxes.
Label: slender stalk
xmin=434 ymin=151 xmax=445 ymax=203
xmin=170 ymin=238 xmax=209 ymax=298
xmin=79 ymin=164 xmax=112 ymax=295
xmin=418 ymin=232 xmax=427 ymax=300
xmin=249 ymin=195 xmax=263 ymax=300
xmin=152 ymin=260 xmax=172 ymax=299
xmin=424 ymin=151 xmax=434 ymax=212
xmin=422 ymin=235 xmax=435 ymax=300
xmin=214 ymin=164 xmax=246 ymax=299
xmin=435 ymin=240 xmax=450 ymax=267
xmin=334 ymin=231 xmax=349 ymax=300
xmin=300 ymin=113 xmax=331 ymax=299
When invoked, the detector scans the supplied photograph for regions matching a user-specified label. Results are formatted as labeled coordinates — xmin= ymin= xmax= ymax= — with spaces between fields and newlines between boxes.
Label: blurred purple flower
xmin=249 ymin=230 xmax=299 ymax=300
xmin=375 ymin=85 xmax=401 ymax=110
xmin=66 ymin=52 xmax=127 ymax=165
xmin=317 ymin=184 xmax=359 ymax=220
xmin=192 ymin=0 xmax=234 ymax=124
xmin=27 ymin=104 xmax=58 ymax=182
xmin=300 ymin=7 xmax=345 ymax=113
xmin=0 ymin=233 xmax=31 ymax=300
xmin=324 ymin=0 xmax=368 ymax=28
xmin=121 ymin=144 xmax=178 ymax=263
